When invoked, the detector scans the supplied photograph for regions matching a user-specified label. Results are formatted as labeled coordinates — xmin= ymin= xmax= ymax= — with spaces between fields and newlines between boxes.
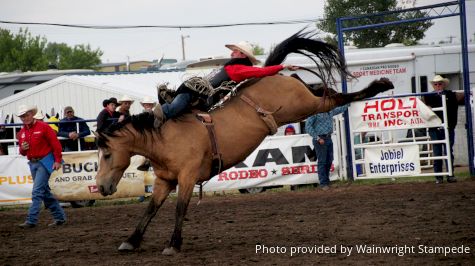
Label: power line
xmin=0 ymin=18 xmax=322 ymax=30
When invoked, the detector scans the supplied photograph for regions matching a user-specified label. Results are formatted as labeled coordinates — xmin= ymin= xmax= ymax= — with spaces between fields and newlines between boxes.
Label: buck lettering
xmin=63 ymin=162 xmax=98 ymax=173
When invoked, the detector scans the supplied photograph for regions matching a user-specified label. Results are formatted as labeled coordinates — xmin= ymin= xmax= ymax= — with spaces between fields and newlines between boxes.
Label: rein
xmin=239 ymin=95 xmax=280 ymax=135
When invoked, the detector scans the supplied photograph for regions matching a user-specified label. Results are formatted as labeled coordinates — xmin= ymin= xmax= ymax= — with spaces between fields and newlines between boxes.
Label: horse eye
xmin=103 ymin=154 xmax=111 ymax=160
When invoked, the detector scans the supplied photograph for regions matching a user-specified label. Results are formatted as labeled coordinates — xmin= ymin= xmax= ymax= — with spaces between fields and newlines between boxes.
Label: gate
xmin=349 ymin=92 xmax=452 ymax=179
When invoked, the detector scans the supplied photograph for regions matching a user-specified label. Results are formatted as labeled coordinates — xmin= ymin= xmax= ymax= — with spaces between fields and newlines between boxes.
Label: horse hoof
xmin=118 ymin=242 xmax=135 ymax=251
xmin=162 ymin=247 xmax=179 ymax=256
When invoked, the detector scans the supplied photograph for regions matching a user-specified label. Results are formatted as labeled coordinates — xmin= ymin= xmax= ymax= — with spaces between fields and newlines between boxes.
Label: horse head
xmin=94 ymin=128 xmax=135 ymax=196
xmin=94 ymin=113 xmax=157 ymax=196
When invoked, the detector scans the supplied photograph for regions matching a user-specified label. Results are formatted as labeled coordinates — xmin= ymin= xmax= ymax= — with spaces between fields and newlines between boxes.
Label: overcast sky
xmin=0 ymin=0 xmax=473 ymax=63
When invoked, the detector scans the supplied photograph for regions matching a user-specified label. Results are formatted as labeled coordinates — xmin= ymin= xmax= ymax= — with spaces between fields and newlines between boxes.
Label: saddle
xmin=157 ymin=77 xmax=259 ymax=112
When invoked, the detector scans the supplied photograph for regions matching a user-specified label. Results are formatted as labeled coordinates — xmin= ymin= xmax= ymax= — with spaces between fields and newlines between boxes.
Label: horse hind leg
xmin=333 ymin=77 xmax=394 ymax=105
xmin=118 ymin=178 xmax=173 ymax=251
xmin=162 ymin=174 xmax=196 ymax=256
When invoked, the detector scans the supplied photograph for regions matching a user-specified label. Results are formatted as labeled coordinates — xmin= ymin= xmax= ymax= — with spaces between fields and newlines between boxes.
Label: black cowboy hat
xmin=102 ymin=97 xmax=121 ymax=107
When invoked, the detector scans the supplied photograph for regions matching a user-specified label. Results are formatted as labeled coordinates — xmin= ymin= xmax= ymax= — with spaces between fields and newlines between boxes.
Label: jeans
xmin=161 ymin=92 xmax=192 ymax=119
xmin=429 ymin=128 xmax=455 ymax=177
xmin=314 ymin=136 xmax=333 ymax=186
xmin=26 ymin=161 xmax=65 ymax=224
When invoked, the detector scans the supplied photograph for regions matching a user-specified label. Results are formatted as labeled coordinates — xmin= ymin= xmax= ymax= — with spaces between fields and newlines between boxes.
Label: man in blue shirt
xmin=57 ymin=106 xmax=90 ymax=151
xmin=305 ymin=104 xmax=349 ymax=190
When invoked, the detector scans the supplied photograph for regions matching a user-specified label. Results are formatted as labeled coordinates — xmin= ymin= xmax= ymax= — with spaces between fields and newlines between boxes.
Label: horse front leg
xmin=162 ymin=175 xmax=196 ymax=256
xmin=118 ymin=177 xmax=173 ymax=251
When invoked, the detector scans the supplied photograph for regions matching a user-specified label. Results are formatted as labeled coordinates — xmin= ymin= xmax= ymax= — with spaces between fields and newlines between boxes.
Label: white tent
xmin=0 ymin=71 xmax=187 ymax=126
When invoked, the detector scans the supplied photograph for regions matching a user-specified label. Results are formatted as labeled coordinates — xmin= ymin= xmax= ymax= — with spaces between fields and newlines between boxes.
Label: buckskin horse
xmin=94 ymin=30 xmax=394 ymax=255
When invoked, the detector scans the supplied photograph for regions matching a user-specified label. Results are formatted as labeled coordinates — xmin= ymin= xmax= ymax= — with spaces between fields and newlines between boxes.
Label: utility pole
xmin=447 ymin=35 xmax=456 ymax=43
xmin=181 ymin=34 xmax=190 ymax=61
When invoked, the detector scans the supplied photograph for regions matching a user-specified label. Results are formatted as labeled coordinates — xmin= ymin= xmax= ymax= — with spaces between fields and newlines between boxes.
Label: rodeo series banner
xmin=200 ymin=134 xmax=339 ymax=192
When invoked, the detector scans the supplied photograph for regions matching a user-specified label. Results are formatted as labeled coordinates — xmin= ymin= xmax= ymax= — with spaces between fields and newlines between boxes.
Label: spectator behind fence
xmin=284 ymin=125 xmax=296 ymax=136
xmin=137 ymin=96 xmax=158 ymax=172
xmin=423 ymin=75 xmax=465 ymax=184
xmin=305 ymin=104 xmax=349 ymax=190
xmin=16 ymin=104 xmax=66 ymax=228
xmin=96 ymin=97 xmax=122 ymax=133
xmin=117 ymin=95 xmax=134 ymax=119
xmin=57 ymin=106 xmax=91 ymax=152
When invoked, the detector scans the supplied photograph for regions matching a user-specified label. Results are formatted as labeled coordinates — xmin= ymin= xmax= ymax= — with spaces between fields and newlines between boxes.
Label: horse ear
xmin=55 ymin=113 xmax=59 ymax=119
xmin=46 ymin=113 xmax=51 ymax=119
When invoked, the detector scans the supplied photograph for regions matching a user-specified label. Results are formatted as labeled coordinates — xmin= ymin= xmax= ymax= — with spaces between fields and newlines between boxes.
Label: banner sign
xmin=199 ymin=134 xmax=339 ymax=192
xmin=349 ymin=96 xmax=442 ymax=131
xmin=0 ymin=134 xmax=342 ymax=204
xmin=0 ymin=156 xmax=32 ymax=204
xmin=49 ymin=152 xmax=145 ymax=201
xmin=348 ymin=62 xmax=412 ymax=95
xmin=364 ymin=145 xmax=421 ymax=177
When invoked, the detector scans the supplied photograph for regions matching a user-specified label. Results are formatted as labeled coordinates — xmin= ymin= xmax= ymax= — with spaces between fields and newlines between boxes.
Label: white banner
xmin=200 ymin=134 xmax=339 ymax=192
xmin=349 ymin=96 xmax=442 ymax=131
xmin=49 ymin=152 xmax=145 ymax=201
xmin=364 ymin=145 xmax=421 ymax=177
xmin=349 ymin=62 xmax=412 ymax=95
xmin=0 ymin=156 xmax=32 ymax=204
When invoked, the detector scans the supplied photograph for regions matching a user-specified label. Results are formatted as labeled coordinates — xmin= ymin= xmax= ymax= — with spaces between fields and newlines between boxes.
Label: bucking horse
xmin=94 ymin=29 xmax=394 ymax=255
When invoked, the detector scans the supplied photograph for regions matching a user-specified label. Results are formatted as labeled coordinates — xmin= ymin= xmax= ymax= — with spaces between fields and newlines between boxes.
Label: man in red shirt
xmin=17 ymin=105 xmax=66 ymax=228
xmin=160 ymin=41 xmax=299 ymax=120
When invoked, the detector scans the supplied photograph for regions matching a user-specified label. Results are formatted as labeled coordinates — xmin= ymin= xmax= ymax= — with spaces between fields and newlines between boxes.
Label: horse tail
xmin=264 ymin=28 xmax=352 ymax=85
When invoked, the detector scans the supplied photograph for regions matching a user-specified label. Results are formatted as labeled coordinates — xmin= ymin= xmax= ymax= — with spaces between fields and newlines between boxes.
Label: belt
xmin=30 ymin=156 xmax=45 ymax=163
xmin=318 ymin=133 xmax=332 ymax=138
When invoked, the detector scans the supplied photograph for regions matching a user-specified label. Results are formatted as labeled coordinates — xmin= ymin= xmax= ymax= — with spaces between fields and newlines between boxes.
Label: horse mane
xmin=264 ymin=28 xmax=352 ymax=86
xmin=97 ymin=112 xmax=157 ymax=148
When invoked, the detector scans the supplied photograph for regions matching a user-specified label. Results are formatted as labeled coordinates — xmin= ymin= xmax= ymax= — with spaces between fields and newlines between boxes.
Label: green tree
xmin=0 ymin=28 xmax=103 ymax=72
xmin=0 ymin=28 xmax=48 ymax=72
xmin=318 ymin=0 xmax=433 ymax=48
xmin=251 ymin=43 xmax=265 ymax=55
xmin=45 ymin=43 xmax=103 ymax=70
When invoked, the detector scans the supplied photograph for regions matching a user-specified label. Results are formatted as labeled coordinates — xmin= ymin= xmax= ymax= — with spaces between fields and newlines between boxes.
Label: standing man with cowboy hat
xmin=16 ymin=104 xmax=66 ymax=228
xmin=423 ymin=75 xmax=465 ymax=184
xmin=159 ymin=41 xmax=299 ymax=120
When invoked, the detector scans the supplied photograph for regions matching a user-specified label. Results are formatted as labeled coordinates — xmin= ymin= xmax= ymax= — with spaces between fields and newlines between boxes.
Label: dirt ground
xmin=1 ymin=180 xmax=475 ymax=265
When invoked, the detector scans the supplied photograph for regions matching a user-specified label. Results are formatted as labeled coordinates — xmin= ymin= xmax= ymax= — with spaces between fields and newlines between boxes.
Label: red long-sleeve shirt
xmin=18 ymin=120 xmax=63 ymax=163
xmin=224 ymin=64 xmax=284 ymax=83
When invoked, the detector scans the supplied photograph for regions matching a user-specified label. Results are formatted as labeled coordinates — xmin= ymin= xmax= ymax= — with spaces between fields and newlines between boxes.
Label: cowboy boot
xmin=153 ymin=104 xmax=165 ymax=128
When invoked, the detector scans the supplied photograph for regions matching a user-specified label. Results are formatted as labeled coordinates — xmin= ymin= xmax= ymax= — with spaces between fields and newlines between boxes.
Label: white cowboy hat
xmin=16 ymin=104 xmax=38 ymax=117
xmin=430 ymin=75 xmax=450 ymax=86
xmin=118 ymin=95 xmax=135 ymax=103
xmin=33 ymin=110 xmax=45 ymax=120
xmin=140 ymin=96 xmax=156 ymax=104
xmin=225 ymin=41 xmax=261 ymax=65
